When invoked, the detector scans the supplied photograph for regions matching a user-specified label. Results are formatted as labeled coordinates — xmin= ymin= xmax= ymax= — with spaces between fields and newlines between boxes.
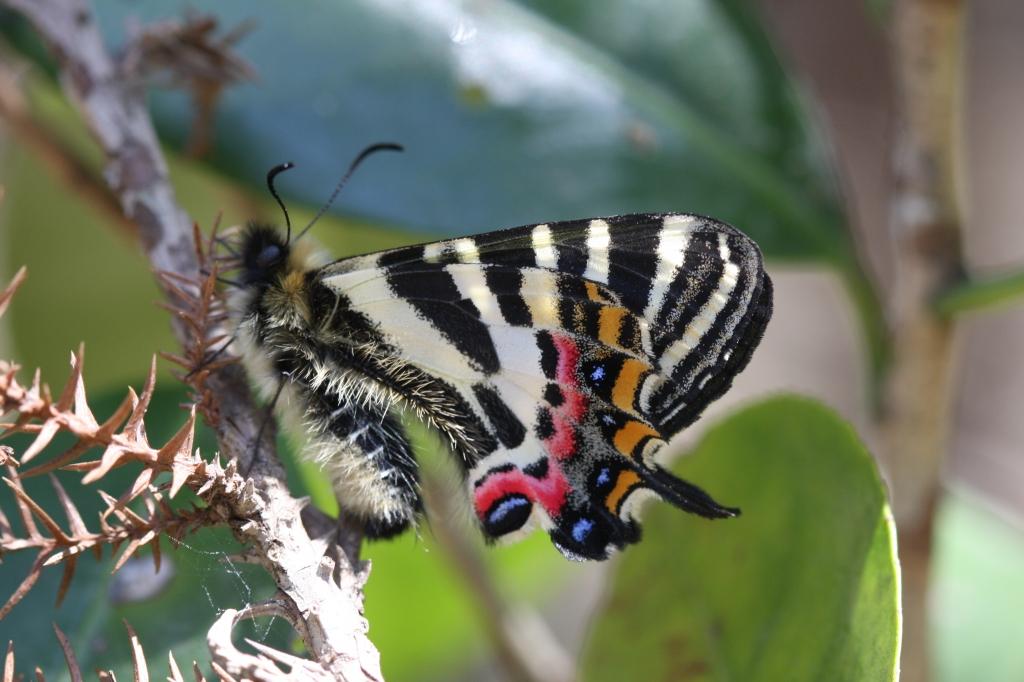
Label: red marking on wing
xmin=545 ymin=333 xmax=587 ymax=459
xmin=546 ymin=413 xmax=576 ymax=459
xmin=472 ymin=333 xmax=593 ymax=523
xmin=473 ymin=458 xmax=571 ymax=519
xmin=554 ymin=332 xmax=580 ymax=385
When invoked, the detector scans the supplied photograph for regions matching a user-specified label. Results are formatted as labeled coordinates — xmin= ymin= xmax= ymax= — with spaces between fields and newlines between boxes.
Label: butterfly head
xmin=239 ymin=223 xmax=290 ymax=286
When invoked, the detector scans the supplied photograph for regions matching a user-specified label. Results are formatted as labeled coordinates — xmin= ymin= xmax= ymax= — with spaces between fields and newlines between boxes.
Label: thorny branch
xmin=0 ymin=269 xmax=296 ymax=675
xmin=5 ymin=619 xmax=258 ymax=681
xmin=0 ymin=267 xmax=245 ymax=622
xmin=0 ymin=0 xmax=384 ymax=678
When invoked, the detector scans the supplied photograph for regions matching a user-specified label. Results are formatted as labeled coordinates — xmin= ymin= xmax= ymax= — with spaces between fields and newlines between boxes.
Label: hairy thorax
xmin=229 ymin=236 xmax=422 ymax=536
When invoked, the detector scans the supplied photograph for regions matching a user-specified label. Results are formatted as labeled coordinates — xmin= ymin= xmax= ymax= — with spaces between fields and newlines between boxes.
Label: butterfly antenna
xmin=294 ymin=142 xmax=404 ymax=242
xmin=267 ymin=161 xmax=296 ymax=242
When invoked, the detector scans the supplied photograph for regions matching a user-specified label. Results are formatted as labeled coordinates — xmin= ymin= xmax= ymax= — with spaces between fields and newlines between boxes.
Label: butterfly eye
xmin=256 ymin=244 xmax=282 ymax=268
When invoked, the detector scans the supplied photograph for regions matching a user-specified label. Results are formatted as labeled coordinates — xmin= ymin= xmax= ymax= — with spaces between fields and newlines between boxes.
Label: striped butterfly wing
xmin=317 ymin=213 xmax=772 ymax=560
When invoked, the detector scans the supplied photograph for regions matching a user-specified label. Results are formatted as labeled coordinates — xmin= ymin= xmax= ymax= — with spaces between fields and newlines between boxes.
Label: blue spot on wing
xmin=572 ymin=518 xmax=595 ymax=543
xmin=591 ymin=366 xmax=606 ymax=382
xmin=489 ymin=497 xmax=530 ymax=524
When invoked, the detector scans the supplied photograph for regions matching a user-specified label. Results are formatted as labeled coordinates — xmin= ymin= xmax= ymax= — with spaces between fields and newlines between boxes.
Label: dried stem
xmin=1 ymin=621 xmax=208 ymax=682
xmin=0 ymin=0 xmax=382 ymax=677
xmin=122 ymin=12 xmax=255 ymax=158
xmin=422 ymin=472 xmax=574 ymax=682
xmin=208 ymin=603 xmax=338 ymax=681
xmin=0 ymin=50 xmax=134 ymax=238
xmin=883 ymin=0 xmax=965 ymax=679
xmin=0 ymin=336 xmax=236 ymax=618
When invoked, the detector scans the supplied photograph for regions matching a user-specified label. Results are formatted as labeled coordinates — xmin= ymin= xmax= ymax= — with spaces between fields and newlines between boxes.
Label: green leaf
xmin=581 ymin=396 xmax=900 ymax=682
xmin=86 ymin=0 xmax=849 ymax=264
xmin=932 ymin=493 xmax=1024 ymax=682
xmin=362 ymin=525 xmax=567 ymax=681
xmin=2 ymin=145 xmax=173 ymax=391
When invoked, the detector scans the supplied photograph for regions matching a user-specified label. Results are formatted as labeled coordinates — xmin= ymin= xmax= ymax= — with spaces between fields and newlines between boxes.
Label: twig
xmin=121 ymin=12 xmax=255 ymax=158
xmin=933 ymin=266 xmax=1024 ymax=317
xmin=208 ymin=603 xmax=337 ymax=680
xmin=0 ymin=48 xmax=135 ymax=238
xmin=883 ymin=1 xmax=965 ymax=680
xmin=51 ymin=624 xmax=83 ymax=682
xmin=422 ymin=473 xmax=574 ymax=682
xmin=0 ymin=0 xmax=383 ymax=678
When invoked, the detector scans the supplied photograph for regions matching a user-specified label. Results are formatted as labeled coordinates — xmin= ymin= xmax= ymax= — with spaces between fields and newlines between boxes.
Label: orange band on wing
xmin=605 ymin=470 xmax=641 ymax=513
xmin=584 ymin=281 xmax=605 ymax=303
xmin=598 ymin=306 xmax=627 ymax=348
xmin=613 ymin=419 xmax=660 ymax=458
xmin=611 ymin=358 xmax=648 ymax=413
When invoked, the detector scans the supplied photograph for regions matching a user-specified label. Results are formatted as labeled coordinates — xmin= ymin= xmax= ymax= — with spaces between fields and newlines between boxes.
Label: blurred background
xmin=0 ymin=0 xmax=1020 ymax=680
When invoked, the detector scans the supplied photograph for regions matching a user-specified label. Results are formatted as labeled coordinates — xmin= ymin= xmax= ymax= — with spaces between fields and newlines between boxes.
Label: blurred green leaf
xmin=362 ymin=526 xmax=567 ymax=681
xmin=932 ymin=493 xmax=1024 ymax=682
xmin=581 ymin=396 xmax=900 ymax=682
xmin=84 ymin=0 xmax=848 ymax=263
xmin=0 ymin=386 xmax=289 ymax=679
xmin=2 ymin=145 xmax=173 ymax=391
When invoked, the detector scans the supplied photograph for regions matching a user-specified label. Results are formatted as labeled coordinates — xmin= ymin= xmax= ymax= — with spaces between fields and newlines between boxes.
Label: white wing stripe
xmin=532 ymin=224 xmax=556 ymax=269
xmin=658 ymin=232 xmax=738 ymax=372
xmin=582 ymin=219 xmax=611 ymax=284
xmin=644 ymin=215 xmax=694 ymax=321
xmin=321 ymin=269 xmax=483 ymax=383
xmin=452 ymin=238 xmax=481 ymax=263
xmin=523 ymin=269 xmax=560 ymax=327
xmin=447 ymin=263 xmax=498 ymax=319
xmin=423 ymin=242 xmax=445 ymax=262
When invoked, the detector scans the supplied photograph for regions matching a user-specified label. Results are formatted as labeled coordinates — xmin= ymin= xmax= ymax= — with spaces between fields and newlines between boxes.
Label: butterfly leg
xmin=243 ymin=380 xmax=286 ymax=477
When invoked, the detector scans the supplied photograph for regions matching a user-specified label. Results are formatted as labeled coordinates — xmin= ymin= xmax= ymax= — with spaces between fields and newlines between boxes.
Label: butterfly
xmin=227 ymin=144 xmax=773 ymax=561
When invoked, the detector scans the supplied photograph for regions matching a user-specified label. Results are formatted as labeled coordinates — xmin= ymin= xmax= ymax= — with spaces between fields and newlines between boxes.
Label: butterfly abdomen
xmin=269 ymin=341 xmax=422 ymax=538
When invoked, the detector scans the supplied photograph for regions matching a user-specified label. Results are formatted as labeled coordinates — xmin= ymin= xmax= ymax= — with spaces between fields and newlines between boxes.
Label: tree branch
xmin=0 ymin=0 xmax=383 ymax=677
xmin=883 ymin=1 xmax=965 ymax=680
